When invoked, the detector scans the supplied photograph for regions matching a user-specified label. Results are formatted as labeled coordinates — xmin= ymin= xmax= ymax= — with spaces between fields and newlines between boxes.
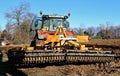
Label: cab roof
xmin=42 ymin=15 xmax=68 ymax=19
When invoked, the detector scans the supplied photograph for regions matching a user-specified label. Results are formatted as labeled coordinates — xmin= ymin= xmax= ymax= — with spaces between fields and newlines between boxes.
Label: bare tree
xmin=21 ymin=12 xmax=36 ymax=43
xmin=114 ymin=25 xmax=120 ymax=38
xmin=96 ymin=23 xmax=120 ymax=39
xmin=5 ymin=2 xmax=36 ymax=44
xmin=5 ymin=2 xmax=29 ymax=26
xmin=72 ymin=24 xmax=85 ymax=35
xmin=73 ymin=27 xmax=84 ymax=35
xmin=1 ymin=30 xmax=12 ymax=40
xmin=84 ymin=26 xmax=94 ymax=37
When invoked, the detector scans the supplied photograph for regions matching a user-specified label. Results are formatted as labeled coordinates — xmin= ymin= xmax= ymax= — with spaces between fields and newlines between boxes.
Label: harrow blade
xmin=7 ymin=50 xmax=116 ymax=65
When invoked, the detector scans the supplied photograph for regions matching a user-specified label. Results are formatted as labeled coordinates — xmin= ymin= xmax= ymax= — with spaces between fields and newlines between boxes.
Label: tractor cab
xmin=30 ymin=14 xmax=73 ymax=40
xmin=30 ymin=15 xmax=69 ymax=31
xmin=42 ymin=15 xmax=69 ymax=31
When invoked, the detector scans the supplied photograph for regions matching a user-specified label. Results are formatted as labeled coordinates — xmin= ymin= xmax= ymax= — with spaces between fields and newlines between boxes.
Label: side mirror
xmin=40 ymin=10 xmax=42 ymax=15
xmin=68 ymin=12 xmax=70 ymax=17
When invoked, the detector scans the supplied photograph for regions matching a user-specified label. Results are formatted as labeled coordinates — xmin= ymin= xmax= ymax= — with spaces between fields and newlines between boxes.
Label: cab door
xmin=30 ymin=17 xmax=42 ymax=31
xmin=30 ymin=17 xmax=42 ymax=40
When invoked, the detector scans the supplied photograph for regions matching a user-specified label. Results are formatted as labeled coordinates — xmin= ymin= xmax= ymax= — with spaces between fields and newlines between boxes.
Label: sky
xmin=0 ymin=0 xmax=120 ymax=30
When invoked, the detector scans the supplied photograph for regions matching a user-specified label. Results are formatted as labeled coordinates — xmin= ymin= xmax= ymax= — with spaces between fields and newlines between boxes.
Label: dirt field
xmin=86 ymin=39 xmax=120 ymax=46
xmin=1 ymin=62 xmax=120 ymax=76
xmin=0 ymin=39 xmax=120 ymax=76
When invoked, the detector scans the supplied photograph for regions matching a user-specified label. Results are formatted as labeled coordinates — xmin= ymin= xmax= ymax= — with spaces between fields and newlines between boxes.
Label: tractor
xmin=7 ymin=11 xmax=116 ymax=65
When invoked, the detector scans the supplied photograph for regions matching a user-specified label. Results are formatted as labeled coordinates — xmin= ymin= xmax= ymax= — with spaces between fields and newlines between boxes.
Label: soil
xmin=0 ymin=62 xmax=120 ymax=76
xmin=85 ymin=39 xmax=120 ymax=47
xmin=0 ymin=39 xmax=120 ymax=76
xmin=19 ymin=62 xmax=120 ymax=76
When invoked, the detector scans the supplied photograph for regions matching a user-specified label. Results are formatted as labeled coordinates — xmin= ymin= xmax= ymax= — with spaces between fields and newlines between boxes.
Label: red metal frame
xmin=38 ymin=30 xmax=75 ymax=36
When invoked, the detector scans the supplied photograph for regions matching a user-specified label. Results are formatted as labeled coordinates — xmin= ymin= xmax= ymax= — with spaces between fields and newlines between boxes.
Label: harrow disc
xmin=7 ymin=50 xmax=116 ymax=65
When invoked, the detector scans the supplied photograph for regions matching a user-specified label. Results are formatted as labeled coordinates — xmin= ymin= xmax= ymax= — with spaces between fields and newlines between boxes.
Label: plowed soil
xmin=86 ymin=39 xmax=120 ymax=47
xmin=19 ymin=62 xmax=120 ymax=76
xmin=0 ymin=39 xmax=120 ymax=76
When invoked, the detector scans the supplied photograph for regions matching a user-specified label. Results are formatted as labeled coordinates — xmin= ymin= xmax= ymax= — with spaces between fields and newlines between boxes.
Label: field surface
xmin=0 ymin=39 xmax=120 ymax=76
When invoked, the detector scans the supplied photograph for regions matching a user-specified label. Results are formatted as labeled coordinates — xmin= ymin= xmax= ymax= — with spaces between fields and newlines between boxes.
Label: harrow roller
xmin=8 ymin=50 xmax=116 ymax=65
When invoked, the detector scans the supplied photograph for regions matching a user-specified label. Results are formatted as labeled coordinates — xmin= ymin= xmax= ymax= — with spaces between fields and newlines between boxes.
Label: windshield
xmin=43 ymin=19 xmax=63 ymax=31
xmin=42 ymin=18 xmax=69 ymax=31
xmin=51 ymin=19 xmax=62 ymax=30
